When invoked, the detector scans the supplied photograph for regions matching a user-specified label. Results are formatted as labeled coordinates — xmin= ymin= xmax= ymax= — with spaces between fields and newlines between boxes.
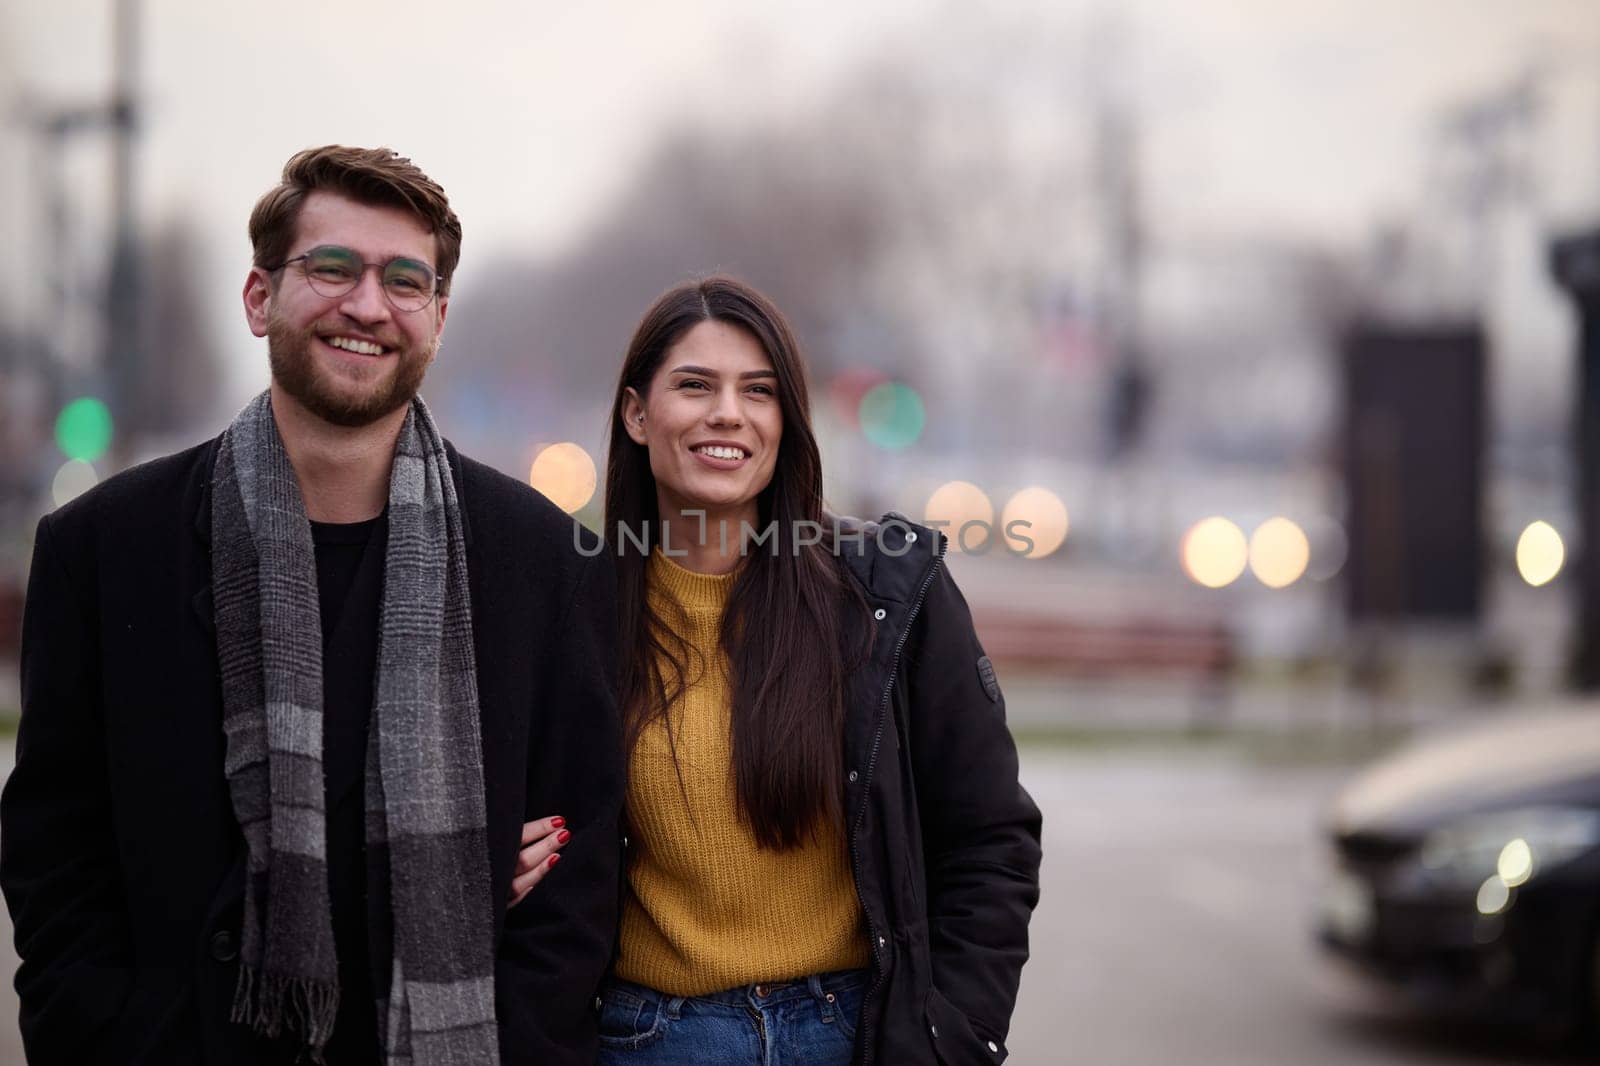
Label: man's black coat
xmin=0 ymin=436 xmax=623 ymax=1066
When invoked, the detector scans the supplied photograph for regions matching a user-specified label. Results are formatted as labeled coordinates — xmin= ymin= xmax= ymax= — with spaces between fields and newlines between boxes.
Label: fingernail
xmin=557 ymin=830 xmax=572 ymax=844
xmin=548 ymin=854 xmax=561 ymax=867
xmin=551 ymin=817 xmax=566 ymax=828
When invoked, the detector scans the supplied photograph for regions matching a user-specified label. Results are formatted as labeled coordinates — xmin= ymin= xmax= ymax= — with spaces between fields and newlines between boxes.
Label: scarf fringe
xmin=232 ymin=962 xmax=339 ymax=1058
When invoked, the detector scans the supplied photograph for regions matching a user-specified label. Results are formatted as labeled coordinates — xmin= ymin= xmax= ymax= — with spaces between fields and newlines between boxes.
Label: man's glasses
xmin=266 ymin=245 xmax=444 ymax=313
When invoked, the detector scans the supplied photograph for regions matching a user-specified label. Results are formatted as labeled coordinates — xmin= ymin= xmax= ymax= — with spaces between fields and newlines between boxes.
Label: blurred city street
xmin=1010 ymin=744 xmax=1591 ymax=1066
xmin=4 ymin=1 xmax=1600 ymax=1062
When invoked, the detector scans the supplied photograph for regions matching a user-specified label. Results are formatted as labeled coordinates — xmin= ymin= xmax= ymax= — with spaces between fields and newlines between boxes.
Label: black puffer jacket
xmin=837 ymin=514 xmax=1043 ymax=1065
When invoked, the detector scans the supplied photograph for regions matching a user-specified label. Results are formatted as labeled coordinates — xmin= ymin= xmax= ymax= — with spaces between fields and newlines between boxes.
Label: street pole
xmin=104 ymin=0 xmax=140 ymax=455
xmin=1550 ymin=231 xmax=1600 ymax=689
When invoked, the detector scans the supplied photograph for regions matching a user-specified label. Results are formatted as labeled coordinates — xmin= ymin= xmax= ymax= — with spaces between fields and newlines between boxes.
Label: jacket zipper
xmin=848 ymin=540 xmax=947 ymax=1065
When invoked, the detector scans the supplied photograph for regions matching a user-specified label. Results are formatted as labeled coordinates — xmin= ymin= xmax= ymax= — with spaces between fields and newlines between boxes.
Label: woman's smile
xmin=689 ymin=440 xmax=753 ymax=470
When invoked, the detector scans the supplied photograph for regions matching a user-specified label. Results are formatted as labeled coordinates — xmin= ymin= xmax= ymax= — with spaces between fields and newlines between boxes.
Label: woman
xmin=519 ymin=276 xmax=1041 ymax=1064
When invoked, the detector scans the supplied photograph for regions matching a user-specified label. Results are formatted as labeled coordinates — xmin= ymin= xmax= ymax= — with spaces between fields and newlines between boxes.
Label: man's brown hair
xmin=248 ymin=145 xmax=462 ymax=297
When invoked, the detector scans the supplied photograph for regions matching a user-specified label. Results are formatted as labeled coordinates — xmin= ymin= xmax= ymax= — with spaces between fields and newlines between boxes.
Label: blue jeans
xmin=595 ymin=969 xmax=866 ymax=1066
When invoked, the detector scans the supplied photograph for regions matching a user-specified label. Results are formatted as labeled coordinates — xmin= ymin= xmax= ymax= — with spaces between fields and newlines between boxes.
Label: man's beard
xmin=267 ymin=313 xmax=435 ymax=428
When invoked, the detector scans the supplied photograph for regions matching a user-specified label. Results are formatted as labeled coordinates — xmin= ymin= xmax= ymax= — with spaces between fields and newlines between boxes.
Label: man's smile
xmin=320 ymin=333 xmax=394 ymax=357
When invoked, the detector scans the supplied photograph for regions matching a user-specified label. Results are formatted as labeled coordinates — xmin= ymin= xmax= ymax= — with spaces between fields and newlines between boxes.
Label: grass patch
xmin=1013 ymin=721 xmax=1415 ymax=767
xmin=1233 ymin=724 xmax=1414 ymax=766
xmin=1012 ymin=724 xmax=1236 ymax=751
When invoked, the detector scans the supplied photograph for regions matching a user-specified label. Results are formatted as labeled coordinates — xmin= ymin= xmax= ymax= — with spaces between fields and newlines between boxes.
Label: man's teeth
xmin=695 ymin=445 xmax=746 ymax=460
xmin=326 ymin=336 xmax=386 ymax=356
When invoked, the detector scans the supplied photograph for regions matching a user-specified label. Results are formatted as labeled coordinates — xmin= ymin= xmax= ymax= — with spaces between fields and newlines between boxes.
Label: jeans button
xmin=755 ymin=984 xmax=770 ymax=998
xmin=209 ymin=930 xmax=238 ymax=962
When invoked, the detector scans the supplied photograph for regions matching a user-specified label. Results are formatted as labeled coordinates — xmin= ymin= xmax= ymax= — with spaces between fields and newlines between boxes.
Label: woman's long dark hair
xmin=607 ymin=275 xmax=866 ymax=850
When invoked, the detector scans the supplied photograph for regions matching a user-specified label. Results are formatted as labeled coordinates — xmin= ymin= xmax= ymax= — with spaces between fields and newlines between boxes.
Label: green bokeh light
xmin=858 ymin=382 xmax=925 ymax=451
xmin=55 ymin=397 xmax=114 ymax=462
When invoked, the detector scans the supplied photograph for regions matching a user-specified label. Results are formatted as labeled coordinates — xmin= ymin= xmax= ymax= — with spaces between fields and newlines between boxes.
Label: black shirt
xmin=311 ymin=513 xmax=386 ymax=1064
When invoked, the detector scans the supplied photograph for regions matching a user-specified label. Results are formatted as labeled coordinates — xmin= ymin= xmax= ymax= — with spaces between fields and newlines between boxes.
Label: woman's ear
xmin=622 ymin=387 xmax=648 ymax=446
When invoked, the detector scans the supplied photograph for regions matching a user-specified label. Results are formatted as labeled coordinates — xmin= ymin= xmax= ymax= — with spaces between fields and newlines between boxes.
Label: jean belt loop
xmin=665 ymin=994 xmax=686 ymax=1021
xmin=809 ymin=972 xmax=835 ymax=1023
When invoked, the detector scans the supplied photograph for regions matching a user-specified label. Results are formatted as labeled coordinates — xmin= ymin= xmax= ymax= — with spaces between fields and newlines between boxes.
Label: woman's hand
xmin=507 ymin=815 xmax=571 ymax=909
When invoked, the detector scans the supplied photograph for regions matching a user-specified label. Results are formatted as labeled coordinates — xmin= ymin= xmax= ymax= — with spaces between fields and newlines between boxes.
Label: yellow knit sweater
xmin=615 ymin=550 xmax=869 ymax=995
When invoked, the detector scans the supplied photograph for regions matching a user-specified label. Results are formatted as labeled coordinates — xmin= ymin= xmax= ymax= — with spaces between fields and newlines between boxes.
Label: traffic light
xmin=54 ymin=397 xmax=114 ymax=463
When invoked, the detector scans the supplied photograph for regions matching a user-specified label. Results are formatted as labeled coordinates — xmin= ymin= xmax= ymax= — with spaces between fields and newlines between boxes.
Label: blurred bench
xmin=972 ymin=610 xmax=1234 ymax=727
xmin=0 ymin=579 xmax=21 ymax=661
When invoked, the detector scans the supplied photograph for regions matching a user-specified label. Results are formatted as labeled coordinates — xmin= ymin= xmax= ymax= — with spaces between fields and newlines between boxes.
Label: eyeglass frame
xmin=262 ymin=244 xmax=448 ymax=313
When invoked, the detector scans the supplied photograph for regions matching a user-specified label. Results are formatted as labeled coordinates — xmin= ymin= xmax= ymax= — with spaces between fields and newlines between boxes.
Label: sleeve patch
xmin=976 ymin=654 xmax=1001 ymax=703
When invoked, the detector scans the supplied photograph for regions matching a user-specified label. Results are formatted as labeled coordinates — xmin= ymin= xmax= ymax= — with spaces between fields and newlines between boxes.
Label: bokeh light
xmin=1515 ymin=521 xmax=1564 ymax=587
xmin=51 ymin=459 xmax=99 ymax=508
xmin=828 ymin=368 xmax=889 ymax=429
xmin=859 ymin=382 xmax=925 ymax=450
xmin=528 ymin=442 xmax=597 ymax=514
xmin=1497 ymin=839 xmax=1533 ymax=888
xmin=1248 ymin=517 xmax=1310 ymax=589
xmin=55 ymin=397 xmax=114 ymax=462
xmin=1001 ymin=487 xmax=1069 ymax=559
xmin=925 ymin=481 xmax=993 ymax=553
xmin=1182 ymin=517 xmax=1248 ymax=589
xmin=1475 ymin=874 xmax=1511 ymax=917
xmin=1303 ymin=515 xmax=1348 ymax=582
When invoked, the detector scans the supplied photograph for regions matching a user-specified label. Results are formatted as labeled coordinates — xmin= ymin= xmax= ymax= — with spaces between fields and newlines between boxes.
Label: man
xmin=0 ymin=146 xmax=622 ymax=1065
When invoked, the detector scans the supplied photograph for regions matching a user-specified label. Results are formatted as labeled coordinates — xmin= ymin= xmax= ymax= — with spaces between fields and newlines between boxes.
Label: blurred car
xmin=1317 ymin=707 xmax=1600 ymax=1040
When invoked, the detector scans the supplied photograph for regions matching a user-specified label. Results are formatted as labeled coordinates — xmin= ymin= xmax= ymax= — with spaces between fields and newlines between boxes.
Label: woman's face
xmin=623 ymin=320 xmax=783 ymax=526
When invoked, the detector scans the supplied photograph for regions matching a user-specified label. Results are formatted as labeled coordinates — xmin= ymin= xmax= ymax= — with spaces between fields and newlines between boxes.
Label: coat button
xmin=209 ymin=930 xmax=238 ymax=962
xmin=873 ymin=608 xmax=887 ymax=621
xmin=988 ymin=1040 xmax=1000 ymax=1053
xmin=930 ymin=1023 xmax=940 ymax=1038
xmin=848 ymin=770 xmax=859 ymax=783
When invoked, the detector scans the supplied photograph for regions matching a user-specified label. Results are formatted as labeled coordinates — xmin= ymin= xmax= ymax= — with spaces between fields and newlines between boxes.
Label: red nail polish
xmin=557 ymin=830 xmax=572 ymax=844
xmin=548 ymin=854 xmax=561 ymax=867
xmin=551 ymin=817 xmax=566 ymax=829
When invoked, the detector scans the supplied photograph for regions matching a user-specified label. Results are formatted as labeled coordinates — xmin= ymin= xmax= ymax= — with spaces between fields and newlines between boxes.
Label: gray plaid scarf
xmin=211 ymin=391 xmax=500 ymax=1065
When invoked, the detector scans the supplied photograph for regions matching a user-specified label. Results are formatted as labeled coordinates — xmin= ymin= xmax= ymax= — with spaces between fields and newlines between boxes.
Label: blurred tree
xmin=432 ymin=107 xmax=906 ymax=473
xmin=429 ymin=12 xmax=1347 ymax=490
xmin=118 ymin=220 xmax=223 ymax=443
xmin=428 ymin=34 xmax=1087 ymax=475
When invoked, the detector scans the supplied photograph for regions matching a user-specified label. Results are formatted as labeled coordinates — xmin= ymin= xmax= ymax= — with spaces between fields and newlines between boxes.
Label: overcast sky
xmin=2 ymin=0 xmax=1597 ymax=402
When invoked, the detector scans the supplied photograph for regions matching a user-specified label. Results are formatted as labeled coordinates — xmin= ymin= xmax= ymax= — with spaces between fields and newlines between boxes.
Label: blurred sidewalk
xmin=0 ymin=737 xmax=18 ymax=1065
